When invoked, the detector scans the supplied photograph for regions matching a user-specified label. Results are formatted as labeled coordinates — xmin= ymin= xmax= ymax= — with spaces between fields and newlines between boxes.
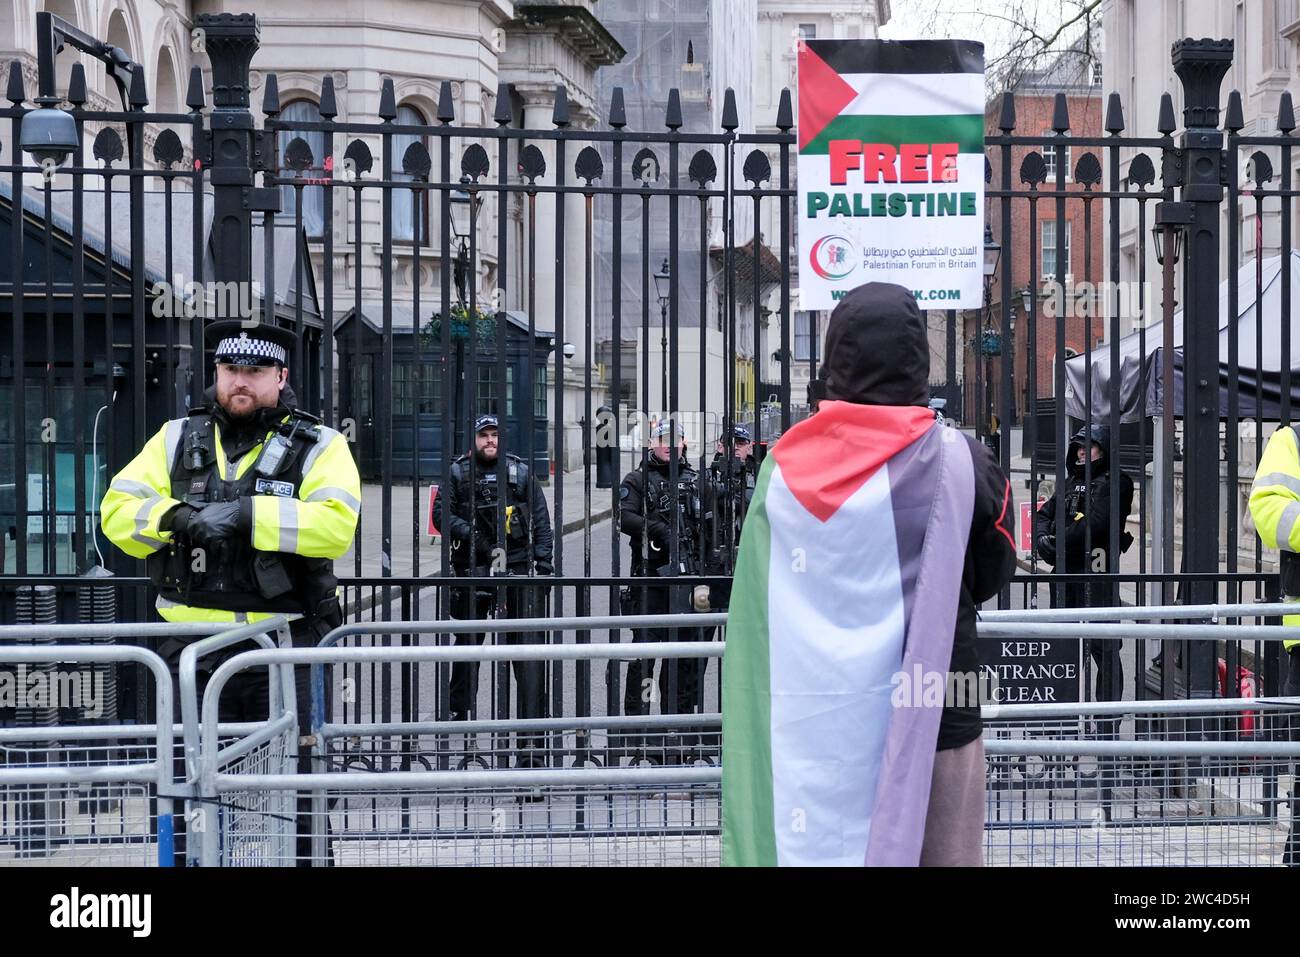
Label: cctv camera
xmin=20 ymin=106 xmax=78 ymax=168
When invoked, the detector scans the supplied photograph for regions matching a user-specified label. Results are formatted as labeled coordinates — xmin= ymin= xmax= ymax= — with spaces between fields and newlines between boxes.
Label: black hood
xmin=1068 ymin=423 xmax=1112 ymax=476
xmin=821 ymin=282 xmax=929 ymax=407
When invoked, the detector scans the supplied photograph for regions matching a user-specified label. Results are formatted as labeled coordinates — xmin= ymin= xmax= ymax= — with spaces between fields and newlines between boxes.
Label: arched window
xmin=277 ymin=100 xmax=326 ymax=237
xmin=106 ymin=10 xmax=134 ymax=60
xmin=392 ymin=104 xmax=430 ymax=243
xmin=104 ymin=9 xmax=135 ymax=101
xmin=155 ymin=46 xmax=180 ymax=113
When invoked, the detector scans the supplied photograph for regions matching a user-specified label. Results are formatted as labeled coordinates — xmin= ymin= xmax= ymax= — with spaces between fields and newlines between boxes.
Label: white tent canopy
xmin=1064 ymin=252 xmax=1300 ymax=423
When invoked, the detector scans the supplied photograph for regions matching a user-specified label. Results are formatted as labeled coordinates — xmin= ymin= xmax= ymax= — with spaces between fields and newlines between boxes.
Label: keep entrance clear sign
xmin=980 ymin=638 xmax=1080 ymax=704
xmin=797 ymin=38 xmax=986 ymax=310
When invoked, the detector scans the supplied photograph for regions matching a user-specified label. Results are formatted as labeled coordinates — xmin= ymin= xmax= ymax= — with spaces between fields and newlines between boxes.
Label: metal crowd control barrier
xmin=0 ymin=619 xmax=294 ymax=867
xmin=981 ymin=603 xmax=1300 ymax=865
xmin=4 ymin=608 xmax=1291 ymax=865
xmin=984 ymin=696 xmax=1300 ymax=866
xmin=0 ymin=624 xmax=187 ymax=866
xmin=183 ymin=610 xmax=1300 ymax=866
xmin=176 ymin=617 xmax=295 ymax=867
xmin=197 ymin=619 xmax=726 ymax=866
xmin=981 ymin=602 xmax=1300 ymax=622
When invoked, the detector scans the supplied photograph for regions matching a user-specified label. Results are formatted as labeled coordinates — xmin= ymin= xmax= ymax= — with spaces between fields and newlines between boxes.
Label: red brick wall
xmin=985 ymin=90 xmax=1106 ymax=420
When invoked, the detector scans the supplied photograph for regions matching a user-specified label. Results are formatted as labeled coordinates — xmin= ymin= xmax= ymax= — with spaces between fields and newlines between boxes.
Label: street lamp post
xmin=450 ymin=185 xmax=475 ymax=305
xmin=654 ymin=257 xmax=671 ymax=414
xmin=1018 ymin=286 xmax=1032 ymax=429
xmin=449 ymin=184 xmax=480 ymax=451
xmin=945 ymin=308 xmax=957 ymax=416
xmin=1152 ymin=198 xmax=1193 ymax=648
xmin=982 ymin=225 xmax=1001 ymax=448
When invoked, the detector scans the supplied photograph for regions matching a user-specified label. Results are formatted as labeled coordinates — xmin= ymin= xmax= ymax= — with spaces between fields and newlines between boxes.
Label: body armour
xmin=147 ymin=407 xmax=339 ymax=617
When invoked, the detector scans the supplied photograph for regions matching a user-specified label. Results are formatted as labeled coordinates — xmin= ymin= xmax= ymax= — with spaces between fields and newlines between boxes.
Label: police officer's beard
xmin=217 ymin=390 xmax=284 ymax=447
xmin=217 ymin=385 xmax=275 ymax=420
xmin=473 ymin=447 xmax=498 ymax=468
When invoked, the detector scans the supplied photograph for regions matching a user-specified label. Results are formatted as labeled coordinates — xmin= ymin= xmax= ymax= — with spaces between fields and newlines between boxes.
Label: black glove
xmin=162 ymin=503 xmax=197 ymax=536
xmin=534 ymin=559 xmax=554 ymax=576
xmin=186 ymin=500 xmax=245 ymax=546
xmin=473 ymin=536 xmax=494 ymax=561
xmin=647 ymin=519 xmax=669 ymax=545
xmin=1035 ymin=534 xmax=1057 ymax=565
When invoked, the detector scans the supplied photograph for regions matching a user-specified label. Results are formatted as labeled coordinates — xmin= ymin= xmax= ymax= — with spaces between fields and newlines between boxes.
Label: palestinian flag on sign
xmin=721 ymin=400 xmax=976 ymax=867
xmin=797 ymin=39 xmax=985 ymax=156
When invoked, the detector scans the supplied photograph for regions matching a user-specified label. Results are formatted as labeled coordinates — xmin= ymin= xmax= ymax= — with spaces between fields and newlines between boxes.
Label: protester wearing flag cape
xmin=722 ymin=282 xmax=1016 ymax=866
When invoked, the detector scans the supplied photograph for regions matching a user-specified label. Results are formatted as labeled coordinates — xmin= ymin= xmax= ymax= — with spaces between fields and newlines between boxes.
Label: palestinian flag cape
xmin=721 ymin=400 xmax=975 ymax=867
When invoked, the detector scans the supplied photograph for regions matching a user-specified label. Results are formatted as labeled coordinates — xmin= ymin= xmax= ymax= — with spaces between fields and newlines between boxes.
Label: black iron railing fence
xmin=0 ymin=20 xmax=1293 ymax=720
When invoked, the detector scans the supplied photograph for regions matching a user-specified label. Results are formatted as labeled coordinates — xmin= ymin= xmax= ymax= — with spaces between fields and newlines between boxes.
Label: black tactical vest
xmin=446 ymin=453 xmax=534 ymax=567
xmin=639 ymin=462 xmax=704 ymax=575
xmin=147 ymin=407 xmax=339 ymax=617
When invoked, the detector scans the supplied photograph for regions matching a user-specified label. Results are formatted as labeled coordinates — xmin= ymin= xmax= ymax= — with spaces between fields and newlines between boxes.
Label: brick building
xmin=972 ymin=38 xmax=1107 ymax=430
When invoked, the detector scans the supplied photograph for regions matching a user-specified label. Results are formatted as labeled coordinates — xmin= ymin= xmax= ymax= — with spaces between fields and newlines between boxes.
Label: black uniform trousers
xmin=447 ymin=568 xmax=548 ymax=753
xmin=1053 ymin=578 xmax=1124 ymax=703
xmin=622 ymin=582 xmax=707 ymax=719
xmin=162 ymin=609 xmax=337 ymax=866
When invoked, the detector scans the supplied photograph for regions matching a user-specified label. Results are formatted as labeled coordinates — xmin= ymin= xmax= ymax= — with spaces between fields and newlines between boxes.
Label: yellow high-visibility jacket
xmin=100 ymin=411 xmax=360 ymax=624
xmin=1248 ymin=424 xmax=1300 ymax=649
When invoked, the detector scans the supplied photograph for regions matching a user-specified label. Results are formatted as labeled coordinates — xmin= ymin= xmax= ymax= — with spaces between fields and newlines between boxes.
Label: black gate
xmin=0 ymin=15 xmax=1291 ymax=721
xmin=986 ymin=38 xmax=1292 ymax=700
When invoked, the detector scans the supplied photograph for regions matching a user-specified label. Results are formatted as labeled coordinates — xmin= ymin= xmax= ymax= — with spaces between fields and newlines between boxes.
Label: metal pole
xmin=660 ymin=295 xmax=668 ymax=414
xmin=194 ymin=13 xmax=259 ymax=286
xmin=1172 ymin=38 xmax=1233 ymax=698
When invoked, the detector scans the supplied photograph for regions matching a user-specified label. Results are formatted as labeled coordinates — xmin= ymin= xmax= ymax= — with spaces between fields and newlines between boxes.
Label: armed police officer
xmin=705 ymin=424 xmax=757 ymax=609
xmin=619 ymin=420 xmax=711 ymax=722
xmin=709 ymin=424 xmax=757 ymax=530
xmin=101 ymin=320 xmax=361 ymax=862
xmin=1034 ymin=424 xmax=1134 ymax=702
xmin=435 ymin=414 xmax=553 ymax=765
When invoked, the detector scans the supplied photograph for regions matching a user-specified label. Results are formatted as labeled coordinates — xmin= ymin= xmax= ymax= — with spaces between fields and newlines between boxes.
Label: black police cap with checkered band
xmin=206 ymin=320 xmax=296 ymax=367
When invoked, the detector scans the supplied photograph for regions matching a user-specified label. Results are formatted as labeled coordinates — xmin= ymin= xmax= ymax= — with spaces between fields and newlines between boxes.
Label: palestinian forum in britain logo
xmin=809 ymin=234 xmax=856 ymax=281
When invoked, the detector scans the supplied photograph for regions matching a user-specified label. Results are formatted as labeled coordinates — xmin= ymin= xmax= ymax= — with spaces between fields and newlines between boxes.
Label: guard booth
xmin=335 ymin=305 xmax=553 ymax=480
